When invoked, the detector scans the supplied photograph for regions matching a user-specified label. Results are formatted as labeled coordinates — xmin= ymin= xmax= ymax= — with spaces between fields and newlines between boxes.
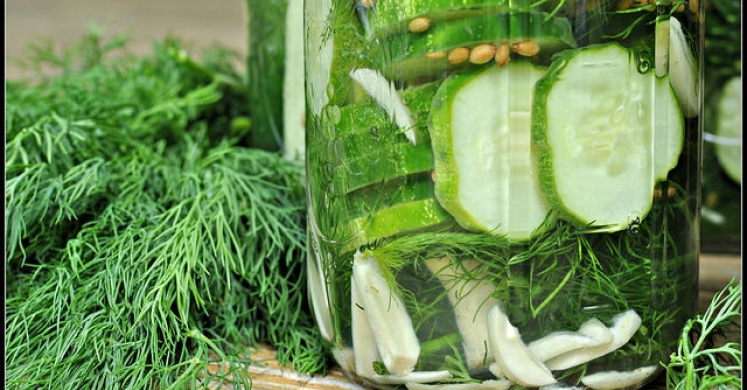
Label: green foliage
xmin=5 ymin=28 xmax=328 ymax=389
xmin=662 ymin=279 xmax=742 ymax=390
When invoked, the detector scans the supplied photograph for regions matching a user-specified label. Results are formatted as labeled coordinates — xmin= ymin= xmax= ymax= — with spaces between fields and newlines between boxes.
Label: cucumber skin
xmin=326 ymin=81 xmax=441 ymax=193
xmin=334 ymin=81 xmax=440 ymax=159
xmin=333 ymin=142 xmax=435 ymax=193
xmin=380 ymin=12 xmax=577 ymax=81
xmin=327 ymin=1 xmax=379 ymax=108
xmin=365 ymin=3 xmax=522 ymax=36
xmin=531 ymin=42 xmax=684 ymax=230
xmin=429 ymin=62 xmax=555 ymax=239
xmin=428 ymin=69 xmax=471 ymax=229
xmin=345 ymin=197 xmax=454 ymax=249
xmin=531 ymin=44 xmax=625 ymax=228
xmin=310 ymin=77 xmax=453 ymax=248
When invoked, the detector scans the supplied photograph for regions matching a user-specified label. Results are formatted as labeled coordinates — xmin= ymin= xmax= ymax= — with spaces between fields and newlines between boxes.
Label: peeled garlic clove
xmin=545 ymin=310 xmax=642 ymax=371
xmin=353 ymin=250 xmax=420 ymax=375
xmin=426 ymin=258 xmax=498 ymax=368
xmin=372 ymin=370 xmax=452 ymax=385
xmin=528 ymin=318 xmax=613 ymax=362
xmin=351 ymin=277 xmax=382 ymax=379
xmin=349 ymin=68 xmax=417 ymax=144
xmin=487 ymin=305 xmax=557 ymax=387
xmin=667 ymin=16 xmax=699 ymax=118
xmin=581 ymin=366 xmax=659 ymax=389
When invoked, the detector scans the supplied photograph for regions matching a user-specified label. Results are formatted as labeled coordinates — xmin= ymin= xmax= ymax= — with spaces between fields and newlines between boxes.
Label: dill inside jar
xmin=304 ymin=0 xmax=702 ymax=388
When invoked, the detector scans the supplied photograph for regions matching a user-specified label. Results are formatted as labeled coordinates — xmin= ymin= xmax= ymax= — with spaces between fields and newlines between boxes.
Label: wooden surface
xmin=210 ymin=253 xmax=741 ymax=390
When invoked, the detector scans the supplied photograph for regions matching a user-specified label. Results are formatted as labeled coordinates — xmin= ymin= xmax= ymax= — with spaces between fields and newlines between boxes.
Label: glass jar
xmin=304 ymin=1 xmax=702 ymax=388
xmin=700 ymin=0 xmax=741 ymax=253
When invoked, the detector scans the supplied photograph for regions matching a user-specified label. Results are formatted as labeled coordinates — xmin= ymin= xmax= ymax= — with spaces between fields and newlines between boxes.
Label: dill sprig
xmin=5 ymin=29 xmax=327 ymax=389
xmin=662 ymin=279 xmax=742 ymax=390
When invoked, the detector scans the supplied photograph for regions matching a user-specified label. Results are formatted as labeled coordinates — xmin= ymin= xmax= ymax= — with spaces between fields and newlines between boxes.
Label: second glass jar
xmin=304 ymin=0 xmax=702 ymax=388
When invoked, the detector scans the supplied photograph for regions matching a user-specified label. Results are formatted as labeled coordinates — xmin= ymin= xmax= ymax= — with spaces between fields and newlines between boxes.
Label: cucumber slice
xmin=349 ymin=68 xmax=418 ymax=143
xmin=329 ymin=82 xmax=440 ymax=193
xmin=335 ymin=119 xmax=432 ymax=163
xmin=381 ymin=12 xmax=577 ymax=81
xmin=332 ymin=81 xmax=440 ymax=160
xmin=429 ymin=61 xmax=555 ymax=241
xmin=713 ymin=75 xmax=742 ymax=184
xmin=345 ymin=197 xmax=455 ymax=251
xmin=324 ymin=174 xmax=456 ymax=251
xmin=532 ymin=42 xmax=684 ymax=232
xmin=345 ymin=175 xmax=439 ymax=219
xmin=361 ymin=1 xmax=523 ymax=36
xmin=333 ymin=141 xmax=435 ymax=193
xmin=305 ymin=0 xmax=373 ymax=117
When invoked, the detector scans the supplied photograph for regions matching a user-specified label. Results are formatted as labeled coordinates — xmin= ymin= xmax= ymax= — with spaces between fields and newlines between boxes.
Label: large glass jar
xmin=700 ymin=0 xmax=741 ymax=253
xmin=304 ymin=0 xmax=702 ymax=388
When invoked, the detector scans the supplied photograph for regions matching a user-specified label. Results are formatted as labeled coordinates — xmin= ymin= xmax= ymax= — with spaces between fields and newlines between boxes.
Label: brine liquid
xmin=305 ymin=1 xmax=701 ymax=388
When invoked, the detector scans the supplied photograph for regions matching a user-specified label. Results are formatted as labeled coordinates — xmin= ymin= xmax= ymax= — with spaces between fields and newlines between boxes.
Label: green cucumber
xmin=345 ymin=197 xmax=454 ymax=250
xmin=326 ymin=81 xmax=440 ymax=193
xmin=380 ymin=12 xmax=577 ymax=81
xmin=332 ymin=81 xmax=440 ymax=159
xmin=344 ymin=174 xmax=438 ymax=217
xmin=429 ymin=61 xmax=555 ymax=241
xmin=333 ymin=141 xmax=435 ymax=193
xmin=334 ymin=121 xmax=432 ymax=162
xmin=360 ymin=1 xmax=524 ymax=36
xmin=329 ymin=174 xmax=456 ymax=251
xmin=305 ymin=0 xmax=375 ymax=118
xmin=532 ymin=42 xmax=684 ymax=232
xmin=713 ymin=75 xmax=742 ymax=184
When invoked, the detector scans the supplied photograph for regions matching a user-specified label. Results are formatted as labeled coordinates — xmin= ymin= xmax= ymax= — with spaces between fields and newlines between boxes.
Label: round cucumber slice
xmin=429 ymin=61 xmax=555 ymax=241
xmin=713 ymin=75 xmax=742 ymax=184
xmin=532 ymin=43 xmax=685 ymax=232
xmin=381 ymin=12 xmax=577 ymax=81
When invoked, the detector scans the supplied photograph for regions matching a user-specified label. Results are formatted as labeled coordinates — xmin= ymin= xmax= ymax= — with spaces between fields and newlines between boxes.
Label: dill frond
xmin=5 ymin=29 xmax=326 ymax=390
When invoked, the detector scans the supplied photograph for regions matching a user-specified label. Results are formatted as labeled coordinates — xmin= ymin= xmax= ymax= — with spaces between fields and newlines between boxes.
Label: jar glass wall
xmin=304 ymin=1 xmax=702 ymax=388
xmin=700 ymin=0 xmax=741 ymax=254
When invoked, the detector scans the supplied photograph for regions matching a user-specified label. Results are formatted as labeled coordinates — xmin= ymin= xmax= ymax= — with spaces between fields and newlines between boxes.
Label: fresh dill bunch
xmin=5 ymin=29 xmax=328 ymax=389
xmin=662 ymin=279 xmax=742 ymax=390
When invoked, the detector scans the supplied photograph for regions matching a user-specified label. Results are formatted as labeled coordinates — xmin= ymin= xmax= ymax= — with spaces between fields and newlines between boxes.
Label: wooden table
xmin=204 ymin=253 xmax=741 ymax=390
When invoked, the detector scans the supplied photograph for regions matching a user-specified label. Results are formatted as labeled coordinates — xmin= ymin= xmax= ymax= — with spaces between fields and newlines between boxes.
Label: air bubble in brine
xmin=323 ymin=104 xmax=342 ymax=124
xmin=637 ymin=52 xmax=651 ymax=73
xmin=627 ymin=215 xmax=642 ymax=234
